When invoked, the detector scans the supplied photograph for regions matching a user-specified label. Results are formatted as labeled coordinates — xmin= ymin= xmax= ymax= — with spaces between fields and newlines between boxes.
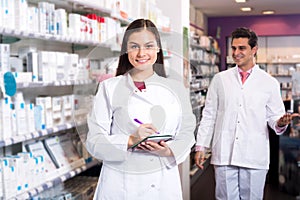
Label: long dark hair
xmin=115 ymin=19 xmax=166 ymax=77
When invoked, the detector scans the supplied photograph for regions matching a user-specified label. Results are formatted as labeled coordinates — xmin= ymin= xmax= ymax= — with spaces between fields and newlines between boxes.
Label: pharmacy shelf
xmin=28 ymin=0 xmax=130 ymax=25
xmin=190 ymin=59 xmax=214 ymax=66
xmin=0 ymin=121 xmax=86 ymax=148
xmin=15 ymin=158 xmax=101 ymax=199
xmin=17 ymin=79 xmax=95 ymax=89
xmin=271 ymin=74 xmax=292 ymax=77
xmin=191 ymin=74 xmax=214 ymax=79
xmin=0 ymin=27 xmax=107 ymax=47
xmin=62 ymin=0 xmax=112 ymax=14
xmin=27 ymin=0 xmax=111 ymax=16
xmin=190 ymin=43 xmax=211 ymax=52
xmin=190 ymin=87 xmax=208 ymax=93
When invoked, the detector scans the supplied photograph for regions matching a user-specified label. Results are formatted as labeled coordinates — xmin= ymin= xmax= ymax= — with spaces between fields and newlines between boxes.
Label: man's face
xmin=231 ymin=37 xmax=257 ymax=68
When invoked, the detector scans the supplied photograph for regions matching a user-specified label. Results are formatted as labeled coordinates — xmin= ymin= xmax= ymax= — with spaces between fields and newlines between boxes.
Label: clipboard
xmin=130 ymin=135 xmax=174 ymax=150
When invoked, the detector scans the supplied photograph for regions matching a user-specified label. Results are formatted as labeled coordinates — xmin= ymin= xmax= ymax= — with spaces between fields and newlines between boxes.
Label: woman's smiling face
xmin=127 ymin=29 xmax=159 ymax=72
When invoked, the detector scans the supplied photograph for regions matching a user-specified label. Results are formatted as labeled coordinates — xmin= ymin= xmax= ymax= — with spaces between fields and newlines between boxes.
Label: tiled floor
xmin=264 ymin=184 xmax=298 ymax=200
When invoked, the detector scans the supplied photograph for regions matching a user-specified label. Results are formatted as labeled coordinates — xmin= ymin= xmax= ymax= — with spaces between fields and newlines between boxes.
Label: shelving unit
xmin=0 ymin=0 xmax=177 ymax=199
xmin=16 ymin=159 xmax=100 ymax=199
xmin=0 ymin=0 xmax=121 ymax=199
xmin=0 ymin=121 xmax=76 ymax=148
xmin=188 ymin=31 xmax=220 ymax=200
xmin=189 ymin=33 xmax=220 ymax=132
xmin=262 ymin=62 xmax=299 ymax=101
xmin=0 ymin=79 xmax=96 ymax=198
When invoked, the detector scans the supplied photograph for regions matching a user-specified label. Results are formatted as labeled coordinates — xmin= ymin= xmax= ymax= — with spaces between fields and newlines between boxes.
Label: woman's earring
xmin=157 ymin=48 xmax=160 ymax=53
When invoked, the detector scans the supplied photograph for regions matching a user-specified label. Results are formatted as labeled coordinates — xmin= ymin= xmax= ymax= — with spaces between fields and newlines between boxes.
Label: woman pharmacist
xmin=86 ymin=19 xmax=196 ymax=199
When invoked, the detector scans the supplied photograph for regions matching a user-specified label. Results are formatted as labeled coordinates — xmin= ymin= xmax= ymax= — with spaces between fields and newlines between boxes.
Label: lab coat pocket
xmin=246 ymin=133 xmax=269 ymax=165
xmin=211 ymin=130 xmax=235 ymax=158
xmin=248 ymin=93 xmax=269 ymax=111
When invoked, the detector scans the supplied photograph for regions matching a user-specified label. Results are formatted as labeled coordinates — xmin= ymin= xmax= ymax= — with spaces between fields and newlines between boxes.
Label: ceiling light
xmin=240 ymin=7 xmax=252 ymax=12
xmin=262 ymin=10 xmax=275 ymax=15
xmin=235 ymin=0 xmax=247 ymax=3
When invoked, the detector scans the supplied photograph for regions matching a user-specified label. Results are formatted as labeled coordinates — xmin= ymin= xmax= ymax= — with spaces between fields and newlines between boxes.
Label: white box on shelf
xmin=38 ymin=51 xmax=51 ymax=82
xmin=62 ymin=95 xmax=73 ymax=124
xmin=28 ymin=7 xmax=39 ymax=33
xmin=17 ymin=152 xmax=34 ymax=192
xmin=26 ymin=141 xmax=57 ymax=181
xmin=65 ymin=54 xmax=78 ymax=81
xmin=56 ymin=52 xmax=67 ymax=81
xmin=34 ymin=104 xmax=46 ymax=131
xmin=0 ymin=96 xmax=12 ymax=140
xmin=3 ymin=0 xmax=15 ymax=30
xmin=9 ymin=57 xmax=23 ymax=72
xmin=27 ymin=52 xmax=39 ymax=82
xmin=0 ymin=160 xmax=2 ymax=198
xmin=14 ymin=92 xmax=28 ymax=136
xmin=36 ymin=96 xmax=53 ymax=128
xmin=68 ymin=13 xmax=81 ymax=40
xmin=55 ymin=9 xmax=68 ymax=36
xmin=0 ymin=44 xmax=10 ymax=73
xmin=12 ymin=72 xmax=33 ymax=83
xmin=44 ymin=134 xmax=81 ymax=169
xmin=48 ymin=52 xmax=57 ymax=82
xmin=1 ymin=159 xmax=17 ymax=199
xmin=26 ymin=103 xmax=36 ymax=133
xmin=6 ymin=155 xmax=25 ymax=195
xmin=52 ymin=96 xmax=62 ymax=126
xmin=14 ymin=0 xmax=28 ymax=32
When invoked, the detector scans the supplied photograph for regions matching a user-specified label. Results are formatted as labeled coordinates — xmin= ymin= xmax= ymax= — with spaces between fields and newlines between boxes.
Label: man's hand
xmin=277 ymin=113 xmax=300 ymax=127
xmin=194 ymin=151 xmax=206 ymax=169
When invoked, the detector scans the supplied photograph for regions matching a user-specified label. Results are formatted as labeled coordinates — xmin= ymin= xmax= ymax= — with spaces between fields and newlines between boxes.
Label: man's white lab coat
xmin=196 ymin=65 xmax=286 ymax=169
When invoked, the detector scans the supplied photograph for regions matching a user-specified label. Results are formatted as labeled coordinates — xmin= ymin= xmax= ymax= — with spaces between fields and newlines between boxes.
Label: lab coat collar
xmin=125 ymin=72 xmax=160 ymax=106
xmin=125 ymin=72 xmax=160 ymax=90
xmin=235 ymin=64 xmax=259 ymax=74
xmin=234 ymin=64 xmax=260 ymax=83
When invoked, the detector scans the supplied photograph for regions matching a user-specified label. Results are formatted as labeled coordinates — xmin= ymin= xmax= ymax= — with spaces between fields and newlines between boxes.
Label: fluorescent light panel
xmin=235 ymin=0 xmax=247 ymax=3
xmin=240 ymin=7 xmax=252 ymax=12
xmin=262 ymin=10 xmax=275 ymax=15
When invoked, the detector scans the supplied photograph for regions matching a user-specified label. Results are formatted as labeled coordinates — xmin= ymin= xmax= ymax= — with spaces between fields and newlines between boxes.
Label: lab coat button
xmin=150 ymin=158 xmax=154 ymax=161
xmin=151 ymin=184 xmax=155 ymax=188
xmin=236 ymin=137 xmax=238 ymax=140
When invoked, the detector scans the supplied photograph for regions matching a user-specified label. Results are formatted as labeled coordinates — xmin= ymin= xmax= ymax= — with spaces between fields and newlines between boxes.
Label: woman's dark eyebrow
xmin=128 ymin=41 xmax=156 ymax=45
xmin=145 ymin=41 xmax=155 ymax=44
xmin=128 ymin=41 xmax=138 ymax=45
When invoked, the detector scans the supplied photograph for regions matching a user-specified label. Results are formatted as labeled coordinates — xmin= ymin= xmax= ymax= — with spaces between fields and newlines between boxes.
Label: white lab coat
xmin=86 ymin=73 xmax=196 ymax=200
xmin=196 ymin=65 xmax=285 ymax=169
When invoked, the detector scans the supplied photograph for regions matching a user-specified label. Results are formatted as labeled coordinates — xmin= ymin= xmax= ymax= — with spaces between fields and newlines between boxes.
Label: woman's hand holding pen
xmin=128 ymin=118 xmax=173 ymax=156
xmin=128 ymin=121 xmax=158 ymax=148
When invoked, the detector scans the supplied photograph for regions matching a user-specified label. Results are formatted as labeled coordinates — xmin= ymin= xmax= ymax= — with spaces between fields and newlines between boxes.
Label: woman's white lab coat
xmin=86 ymin=73 xmax=196 ymax=200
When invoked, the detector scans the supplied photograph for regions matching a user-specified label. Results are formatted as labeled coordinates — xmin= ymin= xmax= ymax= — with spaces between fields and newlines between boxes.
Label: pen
xmin=134 ymin=118 xmax=143 ymax=124
xmin=133 ymin=118 xmax=160 ymax=134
